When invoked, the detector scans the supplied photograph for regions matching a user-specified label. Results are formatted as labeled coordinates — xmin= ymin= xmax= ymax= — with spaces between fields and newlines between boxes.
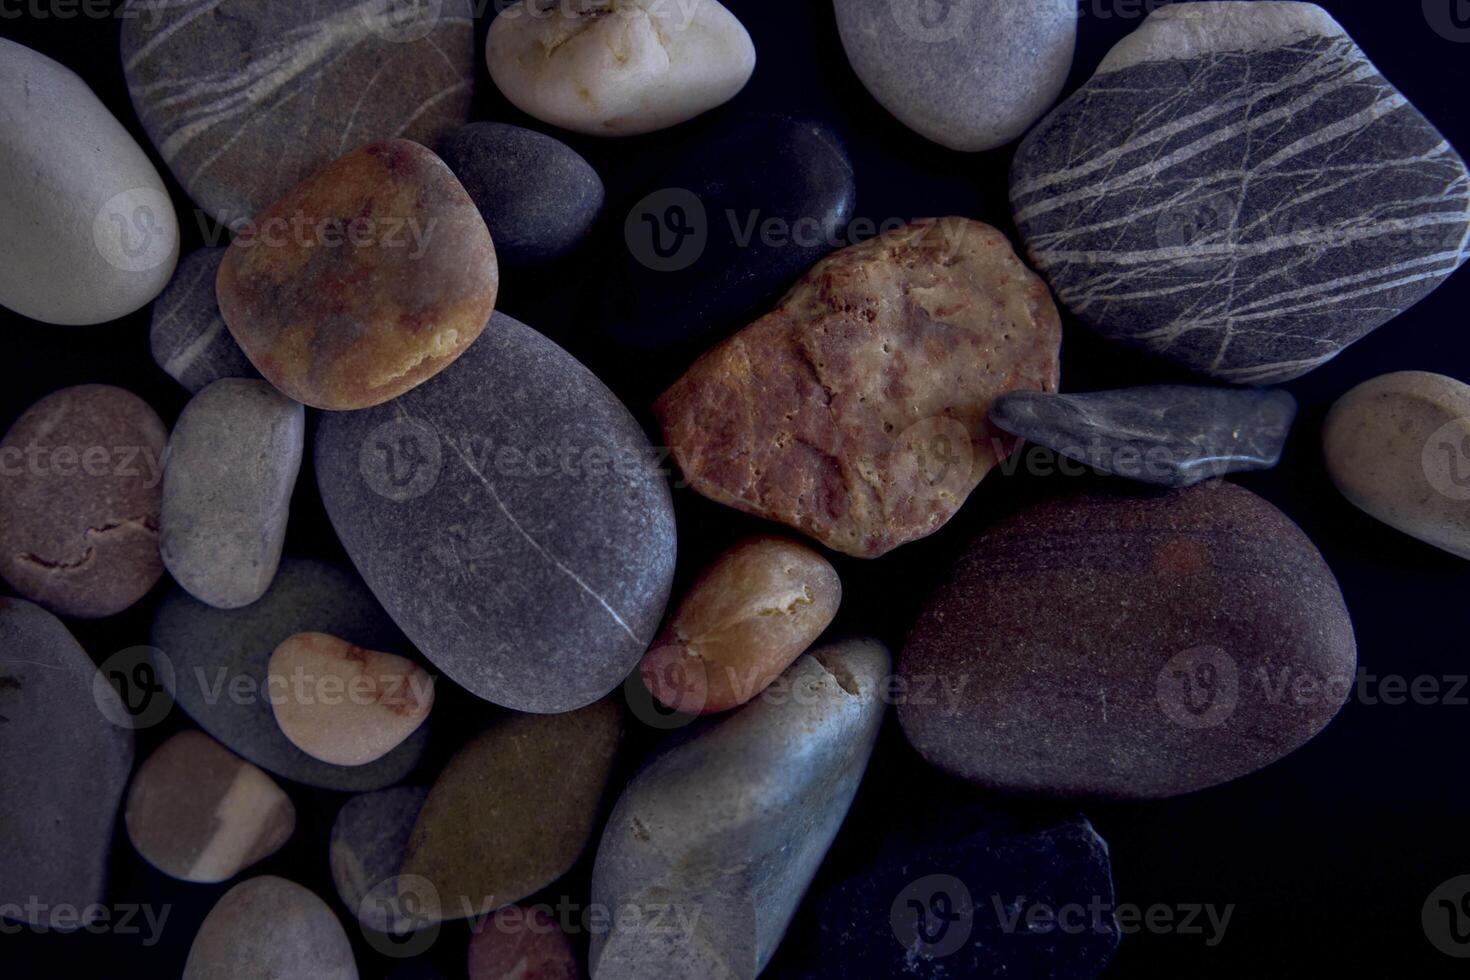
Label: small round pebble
xmin=469 ymin=907 xmax=578 ymax=980
xmin=0 ymin=384 xmax=167 ymax=618
xmin=183 ymin=876 xmax=358 ymax=980
xmin=125 ymin=730 xmax=295 ymax=883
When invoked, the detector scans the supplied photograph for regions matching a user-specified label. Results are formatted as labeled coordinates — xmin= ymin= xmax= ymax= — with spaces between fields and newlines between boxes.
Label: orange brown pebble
xmin=655 ymin=217 xmax=1062 ymax=558
xmin=216 ymin=139 xmax=498 ymax=411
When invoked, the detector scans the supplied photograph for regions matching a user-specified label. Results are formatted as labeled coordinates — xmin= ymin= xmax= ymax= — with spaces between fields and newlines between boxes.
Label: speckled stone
xmin=470 ymin=907 xmax=579 ymax=980
xmin=0 ymin=384 xmax=167 ymax=618
xmin=0 ymin=599 xmax=134 ymax=929
xmin=438 ymin=122 xmax=603 ymax=267
xmin=485 ymin=0 xmax=755 ymax=137
xmin=161 ymin=380 xmax=305 ymax=609
xmin=217 ymin=140 xmax=498 ymax=411
xmin=150 ymin=249 xmax=260 ymax=394
xmin=834 ymin=0 xmax=1076 ymax=151
xmin=399 ymin=699 xmax=621 ymax=924
xmin=641 ymin=536 xmax=841 ymax=714
xmin=150 ymin=556 xmax=429 ymax=792
xmin=125 ymin=730 xmax=295 ymax=884
xmin=591 ymin=638 xmax=889 ymax=978
xmin=121 ymin=0 xmax=473 ymax=229
xmin=1010 ymin=2 xmax=1470 ymax=383
xmin=315 ymin=312 xmax=677 ymax=713
xmin=0 ymin=38 xmax=179 ymax=325
xmin=989 ymin=385 xmax=1297 ymax=487
xmin=1324 ymin=370 xmax=1470 ymax=559
xmin=657 ymin=218 xmax=1062 ymax=558
xmin=898 ymin=481 xmax=1357 ymax=799
xmin=183 ymin=876 xmax=358 ymax=980
xmin=600 ymin=115 xmax=857 ymax=350
xmin=329 ymin=785 xmax=430 ymax=934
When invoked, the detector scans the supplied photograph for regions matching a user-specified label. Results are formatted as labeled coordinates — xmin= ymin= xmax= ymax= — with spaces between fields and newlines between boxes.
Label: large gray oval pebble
xmin=162 ymin=379 xmax=305 ymax=609
xmin=183 ymin=876 xmax=358 ymax=980
xmin=150 ymin=556 xmax=429 ymax=791
xmin=315 ymin=313 xmax=677 ymax=713
xmin=150 ymin=249 xmax=260 ymax=394
xmin=0 ymin=598 xmax=133 ymax=928
xmin=590 ymin=638 xmax=889 ymax=978
xmin=329 ymin=785 xmax=430 ymax=934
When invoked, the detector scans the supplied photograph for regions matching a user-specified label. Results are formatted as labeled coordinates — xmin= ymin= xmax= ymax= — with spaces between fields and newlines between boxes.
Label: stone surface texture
xmin=182 ymin=876 xmax=358 ymax=980
xmin=329 ymin=785 xmax=430 ymax=934
xmin=1011 ymin=2 xmax=1470 ymax=383
xmin=657 ymin=217 xmax=1062 ymax=558
xmin=150 ymin=249 xmax=260 ymax=393
xmin=469 ymin=907 xmax=580 ymax=980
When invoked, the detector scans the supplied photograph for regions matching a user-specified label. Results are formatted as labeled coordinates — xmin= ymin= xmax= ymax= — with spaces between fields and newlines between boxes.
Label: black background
xmin=3 ymin=1 xmax=1469 ymax=977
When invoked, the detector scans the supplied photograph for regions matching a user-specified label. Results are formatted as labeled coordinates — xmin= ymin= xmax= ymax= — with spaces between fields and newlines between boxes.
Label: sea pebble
xmin=590 ymin=638 xmax=889 ymax=978
xmin=216 ymin=140 xmax=498 ymax=411
xmin=329 ymin=785 xmax=430 ymax=934
xmin=182 ymin=876 xmax=358 ymax=980
xmin=486 ymin=0 xmax=755 ymax=137
xmin=399 ymin=698 xmax=621 ymax=923
xmin=834 ymin=0 xmax=1076 ymax=151
xmin=989 ymin=385 xmax=1297 ymax=487
xmin=150 ymin=556 xmax=430 ymax=792
xmin=0 ymin=38 xmax=178 ymax=325
xmin=1010 ymin=1 xmax=1470 ymax=383
xmin=469 ymin=907 xmax=579 ymax=980
xmin=0 ymin=599 xmax=133 ymax=928
xmin=269 ymin=632 xmax=434 ymax=767
xmin=0 ymin=384 xmax=167 ymax=618
xmin=657 ymin=217 xmax=1062 ymax=558
xmin=438 ymin=122 xmax=604 ymax=267
xmin=1323 ymin=370 xmax=1470 ymax=559
xmin=161 ymin=379 xmax=305 ymax=609
xmin=641 ymin=536 xmax=841 ymax=715
xmin=125 ymin=730 xmax=295 ymax=883
xmin=120 ymin=0 xmax=474 ymax=228
xmin=898 ymin=481 xmax=1357 ymax=799
xmin=149 ymin=249 xmax=260 ymax=394
xmin=315 ymin=311 xmax=677 ymax=713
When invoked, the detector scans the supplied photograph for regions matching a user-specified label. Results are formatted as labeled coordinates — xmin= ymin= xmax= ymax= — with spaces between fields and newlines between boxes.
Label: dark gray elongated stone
xmin=150 ymin=556 xmax=429 ymax=792
xmin=590 ymin=638 xmax=889 ymax=979
xmin=1011 ymin=2 xmax=1470 ymax=383
xmin=437 ymin=122 xmax=604 ymax=267
xmin=329 ymin=786 xmax=430 ymax=934
xmin=989 ymin=385 xmax=1297 ymax=487
xmin=0 ymin=598 xmax=133 ymax=929
xmin=315 ymin=313 xmax=677 ymax=714
xmin=150 ymin=249 xmax=260 ymax=394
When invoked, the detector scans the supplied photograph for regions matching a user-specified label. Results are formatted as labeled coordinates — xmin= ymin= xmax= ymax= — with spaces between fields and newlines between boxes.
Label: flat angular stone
xmin=486 ymin=0 xmax=755 ymax=137
xmin=835 ymin=0 xmax=1075 ymax=151
xmin=329 ymin=785 xmax=430 ymax=934
xmin=899 ymin=482 xmax=1357 ymax=799
xmin=121 ymin=0 xmax=474 ymax=229
xmin=590 ymin=638 xmax=889 ymax=979
xmin=1011 ymin=2 xmax=1470 ymax=383
xmin=161 ymin=380 xmax=305 ymax=609
xmin=1324 ymin=371 xmax=1470 ymax=559
xmin=315 ymin=312 xmax=677 ymax=713
xmin=125 ymin=730 xmax=295 ymax=883
xmin=183 ymin=876 xmax=358 ymax=980
xmin=438 ymin=122 xmax=604 ymax=267
xmin=0 ymin=599 xmax=133 ymax=929
xmin=657 ymin=218 xmax=1062 ymax=558
xmin=0 ymin=384 xmax=167 ymax=618
xmin=399 ymin=699 xmax=622 ymax=924
xmin=989 ymin=385 xmax=1297 ymax=487
xmin=601 ymin=116 xmax=857 ymax=349
xmin=0 ymin=38 xmax=179 ymax=325
xmin=150 ymin=556 xmax=430 ymax=792
xmin=217 ymin=140 xmax=499 ymax=411
xmin=150 ymin=249 xmax=260 ymax=394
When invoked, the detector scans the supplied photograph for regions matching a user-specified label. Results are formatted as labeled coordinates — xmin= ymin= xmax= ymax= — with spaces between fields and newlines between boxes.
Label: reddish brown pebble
xmin=217 ymin=139 xmax=498 ymax=411
xmin=0 ymin=384 xmax=166 ymax=617
xmin=468 ymin=907 xmax=578 ymax=980
xmin=656 ymin=217 xmax=1061 ymax=558
xmin=641 ymin=535 xmax=841 ymax=714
